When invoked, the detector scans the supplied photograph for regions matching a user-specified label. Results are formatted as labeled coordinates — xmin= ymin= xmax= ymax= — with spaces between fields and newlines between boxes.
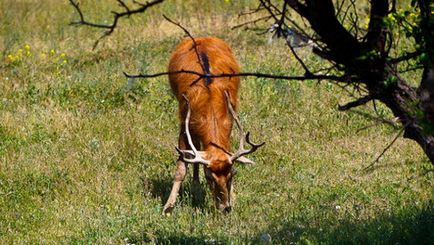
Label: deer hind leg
xmin=185 ymin=133 xmax=203 ymax=207
xmin=191 ymin=141 xmax=205 ymax=207
xmin=192 ymin=135 xmax=201 ymax=184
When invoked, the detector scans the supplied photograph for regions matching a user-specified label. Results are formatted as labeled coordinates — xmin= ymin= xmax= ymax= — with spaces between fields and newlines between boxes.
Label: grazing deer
xmin=163 ymin=37 xmax=264 ymax=214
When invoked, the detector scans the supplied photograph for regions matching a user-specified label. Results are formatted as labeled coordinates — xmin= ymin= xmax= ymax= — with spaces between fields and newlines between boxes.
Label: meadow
xmin=0 ymin=0 xmax=433 ymax=244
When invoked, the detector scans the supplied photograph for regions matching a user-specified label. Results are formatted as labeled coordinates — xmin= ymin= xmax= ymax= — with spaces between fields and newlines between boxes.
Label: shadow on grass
xmin=146 ymin=176 xmax=172 ymax=205
xmin=145 ymin=174 xmax=208 ymax=210
xmin=127 ymin=230 xmax=229 ymax=245
xmin=129 ymin=200 xmax=433 ymax=244
xmin=254 ymin=202 xmax=434 ymax=244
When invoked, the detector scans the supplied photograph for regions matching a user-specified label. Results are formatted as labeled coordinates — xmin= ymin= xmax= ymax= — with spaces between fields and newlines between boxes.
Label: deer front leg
xmin=162 ymin=129 xmax=189 ymax=215
xmin=162 ymin=159 xmax=187 ymax=215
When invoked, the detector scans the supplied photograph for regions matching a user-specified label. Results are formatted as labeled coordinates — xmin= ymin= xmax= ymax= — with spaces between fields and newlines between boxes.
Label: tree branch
xmin=289 ymin=0 xmax=362 ymax=65
xmin=364 ymin=125 xmax=406 ymax=171
xmin=365 ymin=0 xmax=389 ymax=53
xmin=123 ymin=70 xmax=346 ymax=83
xmin=338 ymin=95 xmax=373 ymax=111
xmin=162 ymin=15 xmax=207 ymax=74
xmin=231 ymin=15 xmax=272 ymax=30
xmin=69 ymin=0 xmax=164 ymax=49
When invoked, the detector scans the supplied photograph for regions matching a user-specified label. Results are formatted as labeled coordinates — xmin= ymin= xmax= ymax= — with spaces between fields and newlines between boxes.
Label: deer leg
xmin=192 ymin=163 xmax=199 ymax=183
xmin=163 ymin=130 xmax=189 ymax=215
xmin=191 ymin=138 xmax=204 ymax=206
xmin=162 ymin=159 xmax=187 ymax=214
xmin=192 ymin=140 xmax=201 ymax=184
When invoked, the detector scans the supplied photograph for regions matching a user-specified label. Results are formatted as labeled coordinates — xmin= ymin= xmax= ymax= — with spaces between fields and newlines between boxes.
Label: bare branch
xmin=278 ymin=0 xmax=288 ymax=26
xmin=287 ymin=38 xmax=312 ymax=76
xmin=162 ymin=15 xmax=208 ymax=81
xmin=238 ymin=2 xmax=265 ymax=17
xmin=117 ymin=0 xmax=130 ymax=12
xmin=123 ymin=70 xmax=347 ymax=83
xmin=69 ymin=0 xmax=164 ymax=48
xmin=390 ymin=51 xmax=422 ymax=63
xmin=350 ymin=109 xmax=400 ymax=130
xmin=364 ymin=125 xmax=406 ymax=171
xmin=231 ymin=15 xmax=273 ymax=30
xmin=338 ymin=95 xmax=373 ymax=111
xmin=365 ymin=0 xmax=389 ymax=52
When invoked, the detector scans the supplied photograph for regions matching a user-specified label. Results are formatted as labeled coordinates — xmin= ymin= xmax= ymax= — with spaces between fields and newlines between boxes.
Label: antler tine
xmin=224 ymin=91 xmax=265 ymax=163
xmin=224 ymin=91 xmax=245 ymax=149
xmin=244 ymin=132 xmax=265 ymax=154
xmin=177 ymin=94 xmax=209 ymax=165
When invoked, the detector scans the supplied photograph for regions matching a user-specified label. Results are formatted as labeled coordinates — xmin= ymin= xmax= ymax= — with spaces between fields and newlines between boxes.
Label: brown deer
xmin=163 ymin=37 xmax=264 ymax=214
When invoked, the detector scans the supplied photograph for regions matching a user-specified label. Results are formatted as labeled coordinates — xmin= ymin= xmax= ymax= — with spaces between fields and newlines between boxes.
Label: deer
xmin=162 ymin=37 xmax=264 ymax=214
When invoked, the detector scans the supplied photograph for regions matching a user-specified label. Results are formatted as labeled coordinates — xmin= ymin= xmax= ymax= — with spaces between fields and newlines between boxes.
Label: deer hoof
xmin=162 ymin=205 xmax=174 ymax=215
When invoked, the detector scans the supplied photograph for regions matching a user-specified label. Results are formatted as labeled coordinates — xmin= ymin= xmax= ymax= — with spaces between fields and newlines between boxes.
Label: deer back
xmin=168 ymin=37 xmax=241 ymax=150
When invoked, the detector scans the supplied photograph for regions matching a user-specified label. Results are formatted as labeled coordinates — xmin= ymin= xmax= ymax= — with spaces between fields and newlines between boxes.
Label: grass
xmin=0 ymin=0 xmax=433 ymax=244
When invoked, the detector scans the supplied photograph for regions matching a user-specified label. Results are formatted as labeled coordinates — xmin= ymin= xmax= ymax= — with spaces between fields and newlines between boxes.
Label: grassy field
xmin=0 ymin=0 xmax=433 ymax=244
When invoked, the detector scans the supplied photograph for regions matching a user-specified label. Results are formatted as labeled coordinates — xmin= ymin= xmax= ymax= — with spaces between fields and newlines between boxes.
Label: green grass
xmin=0 ymin=0 xmax=433 ymax=244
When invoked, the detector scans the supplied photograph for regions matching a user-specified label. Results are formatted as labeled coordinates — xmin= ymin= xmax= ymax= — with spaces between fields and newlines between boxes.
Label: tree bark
xmin=379 ymin=78 xmax=434 ymax=164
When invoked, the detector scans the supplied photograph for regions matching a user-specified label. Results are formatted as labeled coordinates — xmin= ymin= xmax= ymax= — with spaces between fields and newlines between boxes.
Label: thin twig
xmin=350 ymin=109 xmax=400 ymax=129
xmin=364 ymin=125 xmax=406 ymax=171
xmin=162 ymin=15 xmax=208 ymax=83
xmin=117 ymin=0 xmax=130 ymax=12
xmin=260 ymin=0 xmax=316 ymax=75
xmin=287 ymin=39 xmax=312 ymax=75
xmin=232 ymin=15 xmax=272 ymax=30
xmin=338 ymin=95 xmax=372 ymax=111
xmin=406 ymin=169 xmax=434 ymax=182
xmin=390 ymin=51 xmax=421 ymax=63
xmin=238 ymin=3 xmax=265 ymax=17
xmin=69 ymin=0 xmax=164 ymax=49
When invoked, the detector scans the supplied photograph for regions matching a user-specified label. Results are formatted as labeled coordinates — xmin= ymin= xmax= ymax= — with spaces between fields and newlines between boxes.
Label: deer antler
xmin=224 ymin=91 xmax=265 ymax=164
xmin=176 ymin=94 xmax=210 ymax=165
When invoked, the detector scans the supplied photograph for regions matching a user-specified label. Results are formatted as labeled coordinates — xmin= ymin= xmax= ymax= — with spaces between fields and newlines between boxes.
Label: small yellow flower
xmin=7 ymin=54 xmax=15 ymax=62
xmin=60 ymin=53 xmax=66 ymax=57
xmin=50 ymin=49 xmax=55 ymax=54
xmin=62 ymin=60 xmax=67 ymax=64
xmin=24 ymin=44 xmax=31 ymax=50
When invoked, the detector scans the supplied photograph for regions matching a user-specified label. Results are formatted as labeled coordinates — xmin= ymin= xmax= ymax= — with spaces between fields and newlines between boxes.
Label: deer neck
xmin=201 ymin=104 xmax=232 ymax=153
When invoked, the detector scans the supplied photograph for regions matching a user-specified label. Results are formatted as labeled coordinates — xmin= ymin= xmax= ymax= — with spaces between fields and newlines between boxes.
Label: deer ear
xmin=234 ymin=156 xmax=255 ymax=164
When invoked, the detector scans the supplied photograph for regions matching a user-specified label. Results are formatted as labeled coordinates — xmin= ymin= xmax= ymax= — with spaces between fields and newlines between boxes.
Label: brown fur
xmin=168 ymin=37 xmax=240 ymax=211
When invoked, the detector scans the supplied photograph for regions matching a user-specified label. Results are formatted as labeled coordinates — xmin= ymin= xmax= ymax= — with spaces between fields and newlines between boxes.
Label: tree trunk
xmin=380 ymin=78 xmax=434 ymax=164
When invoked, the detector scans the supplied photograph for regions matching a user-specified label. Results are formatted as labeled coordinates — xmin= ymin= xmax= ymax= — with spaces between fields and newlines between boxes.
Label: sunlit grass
xmin=0 ymin=0 xmax=433 ymax=244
